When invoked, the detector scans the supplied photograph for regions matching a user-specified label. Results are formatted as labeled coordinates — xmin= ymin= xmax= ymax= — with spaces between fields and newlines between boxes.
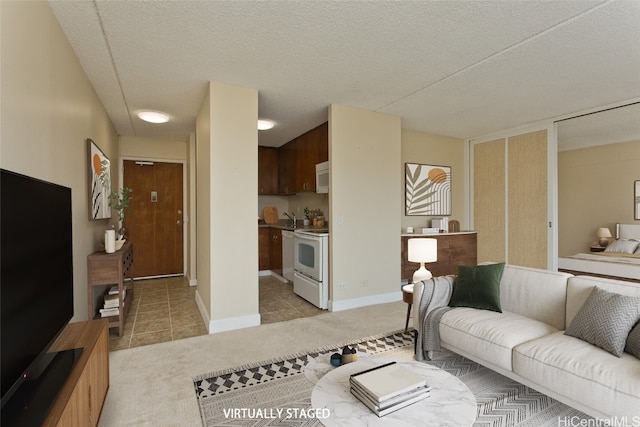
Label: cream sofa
xmin=412 ymin=264 xmax=640 ymax=420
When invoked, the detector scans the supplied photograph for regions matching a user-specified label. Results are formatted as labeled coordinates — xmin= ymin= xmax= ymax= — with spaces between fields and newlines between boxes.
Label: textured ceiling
xmin=48 ymin=1 xmax=640 ymax=148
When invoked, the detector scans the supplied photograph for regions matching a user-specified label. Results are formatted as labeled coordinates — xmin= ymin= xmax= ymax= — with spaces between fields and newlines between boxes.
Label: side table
xmin=87 ymin=242 xmax=134 ymax=336
xmin=401 ymin=284 xmax=414 ymax=332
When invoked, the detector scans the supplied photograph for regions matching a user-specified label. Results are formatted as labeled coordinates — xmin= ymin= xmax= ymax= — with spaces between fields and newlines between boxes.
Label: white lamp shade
xmin=408 ymin=238 xmax=438 ymax=263
xmin=596 ymin=227 xmax=612 ymax=238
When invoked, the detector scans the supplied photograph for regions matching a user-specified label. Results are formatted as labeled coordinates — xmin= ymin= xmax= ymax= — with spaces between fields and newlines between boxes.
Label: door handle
xmin=176 ymin=220 xmax=182 ymax=226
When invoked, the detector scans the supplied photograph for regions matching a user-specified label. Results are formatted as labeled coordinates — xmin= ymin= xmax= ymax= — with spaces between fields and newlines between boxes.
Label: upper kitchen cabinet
xmin=258 ymin=146 xmax=278 ymax=195
xmin=278 ymin=140 xmax=296 ymax=194
xmin=294 ymin=122 xmax=328 ymax=193
xmin=272 ymin=121 xmax=328 ymax=195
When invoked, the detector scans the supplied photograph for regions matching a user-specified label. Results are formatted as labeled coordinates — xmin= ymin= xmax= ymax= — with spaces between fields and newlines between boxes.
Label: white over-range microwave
xmin=315 ymin=161 xmax=329 ymax=193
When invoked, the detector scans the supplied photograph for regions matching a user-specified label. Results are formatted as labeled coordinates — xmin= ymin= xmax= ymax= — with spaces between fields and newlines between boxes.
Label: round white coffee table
xmin=311 ymin=358 xmax=476 ymax=426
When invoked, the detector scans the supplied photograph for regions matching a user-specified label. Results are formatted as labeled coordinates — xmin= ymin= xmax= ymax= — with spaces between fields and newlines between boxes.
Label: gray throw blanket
xmin=415 ymin=275 xmax=455 ymax=361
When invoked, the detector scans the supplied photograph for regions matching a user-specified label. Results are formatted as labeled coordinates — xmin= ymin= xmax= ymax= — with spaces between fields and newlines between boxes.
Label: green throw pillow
xmin=449 ymin=263 xmax=505 ymax=312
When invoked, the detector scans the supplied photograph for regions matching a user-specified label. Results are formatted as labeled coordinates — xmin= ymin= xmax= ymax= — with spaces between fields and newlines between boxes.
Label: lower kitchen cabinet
xmin=259 ymin=228 xmax=271 ymax=270
xmin=270 ymin=228 xmax=283 ymax=275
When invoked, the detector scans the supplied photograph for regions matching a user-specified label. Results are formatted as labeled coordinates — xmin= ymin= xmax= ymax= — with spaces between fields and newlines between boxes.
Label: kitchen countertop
xmin=259 ymin=221 xmax=327 ymax=232
xmin=401 ymin=230 xmax=476 ymax=237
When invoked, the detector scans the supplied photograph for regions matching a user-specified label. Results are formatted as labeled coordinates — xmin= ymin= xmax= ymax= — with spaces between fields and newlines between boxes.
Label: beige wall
xmin=0 ymin=1 xmax=119 ymax=321
xmin=558 ymin=140 xmax=640 ymax=256
xmin=196 ymin=88 xmax=212 ymax=316
xmin=196 ymin=82 xmax=259 ymax=332
xmin=119 ymin=136 xmax=188 ymax=161
xmin=401 ymin=130 xmax=467 ymax=230
xmin=329 ymin=104 xmax=401 ymax=309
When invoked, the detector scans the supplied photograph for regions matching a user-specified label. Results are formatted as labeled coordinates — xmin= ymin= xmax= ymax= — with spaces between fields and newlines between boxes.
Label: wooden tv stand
xmin=43 ymin=320 xmax=109 ymax=427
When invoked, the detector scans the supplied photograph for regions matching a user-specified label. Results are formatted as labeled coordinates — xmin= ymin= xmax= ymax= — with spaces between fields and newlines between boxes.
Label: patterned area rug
xmin=193 ymin=330 xmax=592 ymax=426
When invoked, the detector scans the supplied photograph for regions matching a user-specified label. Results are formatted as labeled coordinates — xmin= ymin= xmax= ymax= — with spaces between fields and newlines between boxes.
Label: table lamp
xmin=596 ymin=227 xmax=612 ymax=247
xmin=408 ymin=238 xmax=438 ymax=283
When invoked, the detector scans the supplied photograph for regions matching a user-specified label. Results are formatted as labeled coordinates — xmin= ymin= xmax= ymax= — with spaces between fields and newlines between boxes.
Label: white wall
xmin=329 ymin=104 xmax=402 ymax=310
xmin=0 ymin=1 xmax=119 ymax=321
xmin=196 ymin=82 xmax=260 ymax=333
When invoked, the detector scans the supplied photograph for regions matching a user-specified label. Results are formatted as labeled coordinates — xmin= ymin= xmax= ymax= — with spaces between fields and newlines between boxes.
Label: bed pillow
xmin=449 ymin=263 xmax=505 ymax=312
xmin=604 ymin=239 xmax=640 ymax=254
xmin=565 ymin=287 xmax=640 ymax=357
xmin=626 ymin=322 xmax=640 ymax=359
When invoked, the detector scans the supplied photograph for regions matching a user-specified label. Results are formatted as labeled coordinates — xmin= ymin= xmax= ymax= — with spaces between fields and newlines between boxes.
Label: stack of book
xmin=349 ymin=361 xmax=430 ymax=417
xmin=99 ymin=286 xmax=126 ymax=318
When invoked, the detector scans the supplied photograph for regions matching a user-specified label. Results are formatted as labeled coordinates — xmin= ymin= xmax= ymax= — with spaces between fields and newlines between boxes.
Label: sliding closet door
xmin=472 ymin=129 xmax=551 ymax=269
xmin=474 ymin=139 xmax=506 ymax=263
xmin=508 ymin=130 xmax=548 ymax=268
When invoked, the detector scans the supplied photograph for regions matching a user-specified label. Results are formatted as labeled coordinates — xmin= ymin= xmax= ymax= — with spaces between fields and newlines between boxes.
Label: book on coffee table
xmin=349 ymin=361 xmax=428 ymax=402
xmin=350 ymin=384 xmax=430 ymax=417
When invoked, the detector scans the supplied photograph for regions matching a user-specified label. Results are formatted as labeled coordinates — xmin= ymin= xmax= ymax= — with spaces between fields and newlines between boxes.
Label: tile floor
xmin=108 ymin=274 xmax=323 ymax=351
xmin=108 ymin=276 xmax=208 ymax=351
xmin=259 ymin=275 xmax=324 ymax=323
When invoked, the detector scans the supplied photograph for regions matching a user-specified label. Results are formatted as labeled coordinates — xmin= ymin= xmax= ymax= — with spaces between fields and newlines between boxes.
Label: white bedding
xmin=558 ymin=253 xmax=640 ymax=280
xmin=558 ymin=223 xmax=640 ymax=280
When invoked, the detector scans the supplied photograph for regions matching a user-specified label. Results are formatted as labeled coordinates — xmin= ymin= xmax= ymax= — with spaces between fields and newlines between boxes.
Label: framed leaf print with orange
xmin=87 ymin=138 xmax=112 ymax=220
xmin=405 ymin=163 xmax=451 ymax=216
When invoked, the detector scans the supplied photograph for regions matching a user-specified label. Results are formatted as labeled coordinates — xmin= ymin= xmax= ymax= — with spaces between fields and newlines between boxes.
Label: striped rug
xmin=193 ymin=330 xmax=592 ymax=426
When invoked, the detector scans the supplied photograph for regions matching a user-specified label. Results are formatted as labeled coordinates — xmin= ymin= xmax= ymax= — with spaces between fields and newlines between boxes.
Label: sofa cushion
xmin=499 ymin=265 xmax=571 ymax=331
xmin=439 ymin=307 xmax=558 ymax=371
xmin=513 ymin=331 xmax=640 ymax=419
xmin=565 ymin=287 xmax=640 ymax=357
xmin=626 ymin=323 xmax=640 ymax=359
xmin=566 ymin=276 xmax=640 ymax=327
xmin=449 ymin=263 xmax=504 ymax=312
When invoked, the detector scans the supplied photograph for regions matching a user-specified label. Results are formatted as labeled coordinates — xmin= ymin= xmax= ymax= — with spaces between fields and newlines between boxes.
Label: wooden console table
xmin=401 ymin=232 xmax=477 ymax=282
xmin=44 ymin=320 xmax=109 ymax=427
xmin=87 ymin=242 xmax=133 ymax=336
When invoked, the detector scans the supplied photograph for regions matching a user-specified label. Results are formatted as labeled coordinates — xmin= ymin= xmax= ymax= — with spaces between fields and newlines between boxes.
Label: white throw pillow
xmin=604 ymin=239 xmax=640 ymax=254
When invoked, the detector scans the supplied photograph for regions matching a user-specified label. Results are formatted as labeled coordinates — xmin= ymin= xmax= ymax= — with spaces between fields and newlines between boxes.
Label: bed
xmin=558 ymin=223 xmax=640 ymax=282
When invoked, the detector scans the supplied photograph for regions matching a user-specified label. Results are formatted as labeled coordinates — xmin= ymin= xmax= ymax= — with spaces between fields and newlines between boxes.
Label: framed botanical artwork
xmin=405 ymin=163 xmax=451 ymax=216
xmin=87 ymin=138 xmax=112 ymax=220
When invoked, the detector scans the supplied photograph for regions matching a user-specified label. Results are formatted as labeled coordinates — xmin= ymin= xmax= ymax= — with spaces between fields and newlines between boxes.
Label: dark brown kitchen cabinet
xmin=270 ymin=228 xmax=283 ymax=275
xmin=276 ymin=122 xmax=329 ymax=195
xmin=294 ymin=122 xmax=328 ymax=193
xmin=278 ymin=141 xmax=296 ymax=194
xmin=258 ymin=146 xmax=278 ymax=195
xmin=259 ymin=227 xmax=271 ymax=270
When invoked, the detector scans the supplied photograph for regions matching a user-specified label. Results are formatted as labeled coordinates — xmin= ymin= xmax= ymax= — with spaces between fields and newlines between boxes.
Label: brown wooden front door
xmin=123 ymin=160 xmax=184 ymax=278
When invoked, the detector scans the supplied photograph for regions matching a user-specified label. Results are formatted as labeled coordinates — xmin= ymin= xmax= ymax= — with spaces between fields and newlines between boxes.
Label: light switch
xmin=151 ymin=191 xmax=158 ymax=202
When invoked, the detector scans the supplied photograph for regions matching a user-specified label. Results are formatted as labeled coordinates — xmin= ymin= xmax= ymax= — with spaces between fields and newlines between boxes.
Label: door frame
xmin=118 ymin=156 xmax=189 ymax=277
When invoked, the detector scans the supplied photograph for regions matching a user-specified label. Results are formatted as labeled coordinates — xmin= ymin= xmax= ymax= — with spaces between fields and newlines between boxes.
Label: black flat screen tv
xmin=1 ymin=169 xmax=75 ymax=415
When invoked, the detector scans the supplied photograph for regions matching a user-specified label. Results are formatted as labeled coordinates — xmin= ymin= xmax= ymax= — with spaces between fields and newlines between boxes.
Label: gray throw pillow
xmin=625 ymin=322 xmax=640 ymax=359
xmin=565 ymin=287 xmax=640 ymax=357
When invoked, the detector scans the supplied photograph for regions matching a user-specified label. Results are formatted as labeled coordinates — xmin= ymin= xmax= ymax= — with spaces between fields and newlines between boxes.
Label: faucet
xmin=284 ymin=212 xmax=296 ymax=228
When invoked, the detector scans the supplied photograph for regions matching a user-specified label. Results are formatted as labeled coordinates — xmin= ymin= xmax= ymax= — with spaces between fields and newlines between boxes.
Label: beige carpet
xmin=99 ymin=300 xmax=406 ymax=426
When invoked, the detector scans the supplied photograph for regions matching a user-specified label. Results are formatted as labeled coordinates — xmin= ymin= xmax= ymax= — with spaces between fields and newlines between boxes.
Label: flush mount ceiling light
xmin=257 ymin=119 xmax=275 ymax=130
xmin=138 ymin=111 xmax=170 ymax=124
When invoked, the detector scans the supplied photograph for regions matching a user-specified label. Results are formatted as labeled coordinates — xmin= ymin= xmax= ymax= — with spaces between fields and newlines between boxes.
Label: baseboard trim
xmin=330 ymin=291 xmax=401 ymax=312
xmin=209 ymin=314 xmax=261 ymax=334
xmin=194 ymin=290 xmax=261 ymax=333
xmin=194 ymin=289 xmax=210 ymax=327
